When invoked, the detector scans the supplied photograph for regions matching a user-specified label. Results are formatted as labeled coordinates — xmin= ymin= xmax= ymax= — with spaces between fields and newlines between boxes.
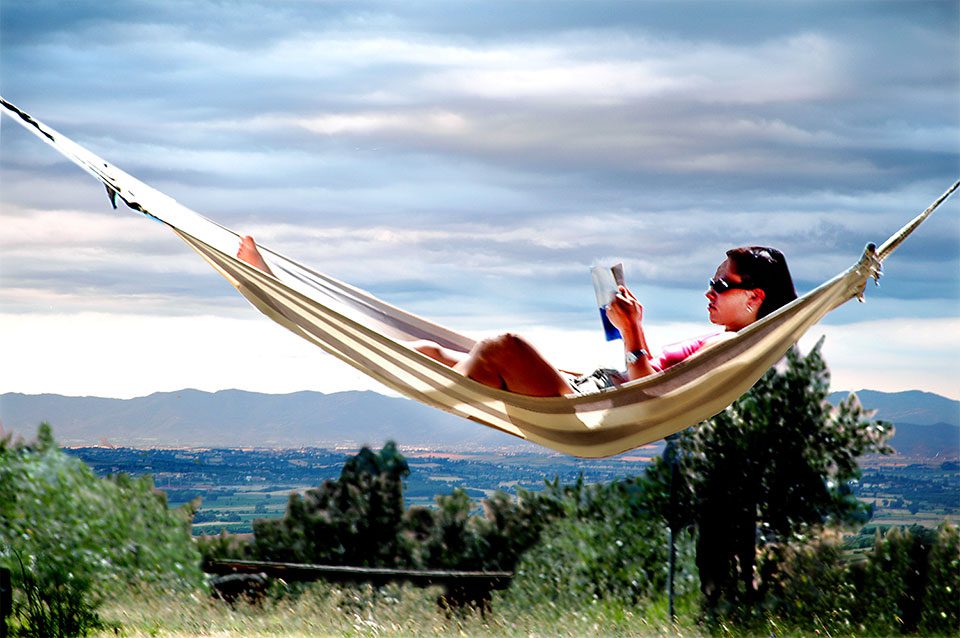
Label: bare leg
xmin=235 ymin=240 xmax=568 ymax=396
xmin=237 ymin=235 xmax=274 ymax=276
xmin=410 ymin=340 xmax=467 ymax=367
xmin=452 ymin=333 xmax=573 ymax=397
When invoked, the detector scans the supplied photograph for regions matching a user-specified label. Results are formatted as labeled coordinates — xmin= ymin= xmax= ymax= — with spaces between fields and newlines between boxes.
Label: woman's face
xmin=706 ymin=257 xmax=765 ymax=331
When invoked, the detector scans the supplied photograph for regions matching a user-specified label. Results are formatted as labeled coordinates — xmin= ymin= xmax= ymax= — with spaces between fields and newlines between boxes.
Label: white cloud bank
xmin=1 ymin=312 xmax=956 ymax=401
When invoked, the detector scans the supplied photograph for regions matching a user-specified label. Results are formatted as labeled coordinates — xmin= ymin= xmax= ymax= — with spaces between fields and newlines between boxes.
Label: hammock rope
xmin=3 ymin=97 xmax=957 ymax=457
xmin=877 ymin=182 xmax=959 ymax=262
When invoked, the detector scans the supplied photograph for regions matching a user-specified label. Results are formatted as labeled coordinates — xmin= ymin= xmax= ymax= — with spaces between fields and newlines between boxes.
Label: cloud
xmin=799 ymin=318 xmax=960 ymax=400
xmin=1 ymin=1 xmax=957 ymax=398
xmin=0 ymin=312 xmax=384 ymax=399
xmin=2 ymin=311 xmax=955 ymax=402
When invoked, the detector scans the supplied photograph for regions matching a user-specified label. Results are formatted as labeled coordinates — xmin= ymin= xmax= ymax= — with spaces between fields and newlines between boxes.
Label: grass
xmin=92 ymin=583 xmax=713 ymax=638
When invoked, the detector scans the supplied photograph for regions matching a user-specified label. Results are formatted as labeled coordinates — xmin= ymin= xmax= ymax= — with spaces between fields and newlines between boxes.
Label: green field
xmin=65 ymin=446 xmax=957 ymax=539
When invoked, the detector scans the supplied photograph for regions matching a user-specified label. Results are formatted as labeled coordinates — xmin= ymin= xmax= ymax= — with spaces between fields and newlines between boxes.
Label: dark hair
xmin=725 ymin=246 xmax=797 ymax=319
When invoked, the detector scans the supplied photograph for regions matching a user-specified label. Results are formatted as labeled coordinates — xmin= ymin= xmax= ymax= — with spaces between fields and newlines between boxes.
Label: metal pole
xmin=665 ymin=433 xmax=680 ymax=623
xmin=0 ymin=566 xmax=10 ymax=638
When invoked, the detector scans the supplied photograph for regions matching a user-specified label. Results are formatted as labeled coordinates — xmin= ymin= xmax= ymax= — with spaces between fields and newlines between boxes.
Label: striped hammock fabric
xmin=3 ymin=97 xmax=956 ymax=458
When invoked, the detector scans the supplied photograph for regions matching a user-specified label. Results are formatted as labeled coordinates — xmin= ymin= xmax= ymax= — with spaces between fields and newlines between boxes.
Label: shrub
xmin=504 ymin=476 xmax=697 ymax=613
xmin=849 ymin=524 xmax=957 ymax=635
xmin=764 ymin=524 xmax=960 ymax=636
xmin=759 ymin=533 xmax=857 ymax=631
xmin=248 ymin=443 xmax=561 ymax=572
xmin=0 ymin=423 xmax=204 ymax=637
xmin=850 ymin=526 xmax=912 ymax=633
xmin=920 ymin=524 xmax=960 ymax=634
xmin=413 ymin=488 xmax=486 ymax=569
xmin=508 ymin=516 xmax=694 ymax=608
xmin=196 ymin=531 xmax=254 ymax=566
xmin=243 ymin=444 xmax=693 ymax=614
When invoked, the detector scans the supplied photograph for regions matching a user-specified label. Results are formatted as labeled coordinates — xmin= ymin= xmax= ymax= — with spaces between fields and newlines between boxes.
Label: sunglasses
xmin=708 ymin=277 xmax=754 ymax=294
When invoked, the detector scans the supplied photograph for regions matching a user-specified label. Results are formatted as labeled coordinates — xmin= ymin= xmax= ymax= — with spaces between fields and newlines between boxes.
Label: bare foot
xmin=237 ymin=235 xmax=274 ymax=275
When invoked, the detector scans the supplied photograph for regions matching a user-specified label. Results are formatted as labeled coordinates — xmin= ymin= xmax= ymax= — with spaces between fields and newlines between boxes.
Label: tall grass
xmin=93 ymin=583 xmax=710 ymax=638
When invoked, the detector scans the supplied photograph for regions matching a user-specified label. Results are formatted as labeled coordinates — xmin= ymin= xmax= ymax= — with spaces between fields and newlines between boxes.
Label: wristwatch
xmin=625 ymin=349 xmax=649 ymax=366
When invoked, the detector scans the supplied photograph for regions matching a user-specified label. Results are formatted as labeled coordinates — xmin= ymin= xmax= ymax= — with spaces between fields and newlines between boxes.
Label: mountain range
xmin=1 ymin=388 xmax=957 ymax=457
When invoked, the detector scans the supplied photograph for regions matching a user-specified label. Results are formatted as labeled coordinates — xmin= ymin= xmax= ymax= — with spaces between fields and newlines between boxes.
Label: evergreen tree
xmin=253 ymin=441 xmax=412 ymax=567
xmin=643 ymin=341 xmax=892 ymax=618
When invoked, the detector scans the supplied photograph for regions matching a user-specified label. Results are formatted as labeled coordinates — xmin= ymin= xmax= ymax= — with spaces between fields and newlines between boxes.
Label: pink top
xmin=650 ymin=333 xmax=721 ymax=372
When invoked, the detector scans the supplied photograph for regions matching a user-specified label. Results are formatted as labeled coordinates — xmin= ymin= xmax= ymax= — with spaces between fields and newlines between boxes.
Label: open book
xmin=591 ymin=263 xmax=625 ymax=341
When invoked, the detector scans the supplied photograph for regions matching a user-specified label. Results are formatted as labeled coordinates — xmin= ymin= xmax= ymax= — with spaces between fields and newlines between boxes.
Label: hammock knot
xmin=855 ymin=243 xmax=882 ymax=302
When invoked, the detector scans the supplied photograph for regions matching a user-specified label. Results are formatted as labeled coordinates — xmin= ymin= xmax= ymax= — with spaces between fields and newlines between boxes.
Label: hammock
xmin=3 ymin=97 xmax=957 ymax=458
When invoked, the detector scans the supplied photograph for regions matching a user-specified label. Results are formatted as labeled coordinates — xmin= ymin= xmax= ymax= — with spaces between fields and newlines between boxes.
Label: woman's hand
xmin=608 ymin=285 xmax=655 ymax=379
xmin=606 ymin=285 xmax=643 ymax=338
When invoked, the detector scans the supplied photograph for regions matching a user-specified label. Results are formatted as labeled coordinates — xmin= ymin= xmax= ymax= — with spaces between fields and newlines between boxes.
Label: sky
xmin=1 ymin=0 xmax=958 ymax=402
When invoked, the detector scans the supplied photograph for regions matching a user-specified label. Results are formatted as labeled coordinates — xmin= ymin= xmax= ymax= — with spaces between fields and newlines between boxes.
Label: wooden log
xmin=205 ymin=559 xmax=513 ymax=611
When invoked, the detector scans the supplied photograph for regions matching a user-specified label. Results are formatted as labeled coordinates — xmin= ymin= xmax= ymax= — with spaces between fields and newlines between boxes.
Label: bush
xmin=504 ymin=476 xmax=697 ymax=614
xmin=849 ymin=524 xmax=958 ymax=635
xmin=850 ymin=526 xmax=913 ymax=633
xmin=242 ymin=445 xmax=693 ymax=614
xmin=760 ymin=533 xmax=858 ymax=632
xmin=763 ymin=524 xmax=960 ymax=636
xmin=920 ymin=524 xmax=960 ymax=634
xmin=508 ymin=516 xmax=696 ymax=608
xmin=196 ymin=531 xmax=254 ymax=566
xmin=0 ymin=423 xmax=205 ymax=637
xmin=412 ymin=488 xmax=487 ymax=569
xmin=247 ymin=442 xmax=563 ymax=572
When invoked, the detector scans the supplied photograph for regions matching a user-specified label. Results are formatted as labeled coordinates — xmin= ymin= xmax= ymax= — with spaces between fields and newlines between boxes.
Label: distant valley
xmin=0 ymin=388 xmax=531 ymax=450
xmin=1 ymin=388 xmax=957 ymax=457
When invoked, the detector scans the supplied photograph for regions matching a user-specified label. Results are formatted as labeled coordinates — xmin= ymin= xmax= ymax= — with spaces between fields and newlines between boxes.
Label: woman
xmin=237 ymin=237 xmax=796 ymax=398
